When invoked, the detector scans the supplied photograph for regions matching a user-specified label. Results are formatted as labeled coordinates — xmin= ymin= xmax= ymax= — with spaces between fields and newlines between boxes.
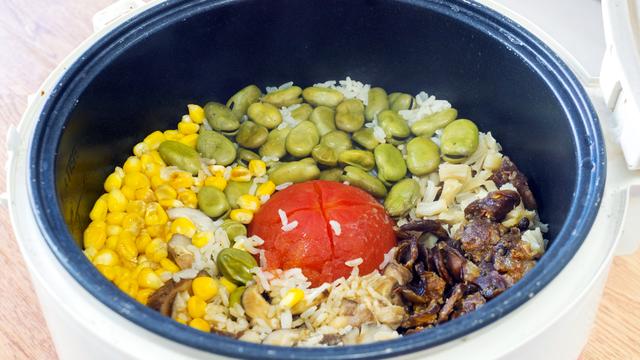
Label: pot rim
xmin=27 ymin=0 xmax=606 ymax=359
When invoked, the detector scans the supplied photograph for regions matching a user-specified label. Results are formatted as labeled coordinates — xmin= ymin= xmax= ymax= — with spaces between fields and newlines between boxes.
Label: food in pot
xmin=83 ymin=77 xmax=547 ymax=346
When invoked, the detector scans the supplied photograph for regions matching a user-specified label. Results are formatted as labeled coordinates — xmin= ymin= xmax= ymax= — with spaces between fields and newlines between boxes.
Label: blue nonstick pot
xmin=27 ymin=0 xmax=605 ymax=358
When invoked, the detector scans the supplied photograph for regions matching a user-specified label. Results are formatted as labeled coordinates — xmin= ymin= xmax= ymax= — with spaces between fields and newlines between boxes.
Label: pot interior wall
xmin=57 ymin=1 xmax=574 ymax=261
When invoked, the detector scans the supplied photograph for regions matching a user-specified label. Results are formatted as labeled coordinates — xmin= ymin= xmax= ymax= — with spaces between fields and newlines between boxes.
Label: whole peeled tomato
xmin=249 ymin=180 xmax=396 ymax=286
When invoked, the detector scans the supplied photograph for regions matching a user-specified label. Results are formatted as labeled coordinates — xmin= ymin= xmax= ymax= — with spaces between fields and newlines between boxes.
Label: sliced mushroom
xmin=168 ymin=234 xmax=195 ymax=269
xmin=398 ymin=219 xmax=450 ymax=241
xmin=400 ymin=302 xmax=439 ymax=328
xmin=473 ymin=271 xmax=509 ymax=299
xmin=242 ymin=285 xmax=271 ymax=322
xmin=262 ymin=329 xmax=302 ymax=346
xmin=490 ymin=157 xmax=537 ymax=210
xmin=357 ymin=324 xmax=398 ymax=344
xmin=438 ymin=283 xmax=465 ymax=322
xmin=373 ymin=304 xmax=406 ymax=328
xmin=320 ymin=334 xmax=342 ymax=346
xmin=382 ymin=261 xmax=412 ymax=286
xmin=147 ymin=278 xmax=193 ymax=316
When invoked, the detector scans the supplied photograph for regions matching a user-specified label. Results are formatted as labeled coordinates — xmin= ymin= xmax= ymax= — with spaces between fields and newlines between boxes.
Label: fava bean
xmin=440 ymin=119 xmax=479 ymax=163
xmin=410 ymin=108 xmax=458 ymax=137
xmin=311 ymin=144 xmax=338 ymax=166
xmin=259 ymin=128 xmax=290 ymax=159
xmin=229 ymin=286 xmax=246 ymax=307
xmin=196 ymin=130 xmax=237 ymax=166
xmin=247 ymin=102 xmax=282 ymax=129
xmin=302 ymin=87 xmax=344 ymax=107
xmin=320 ymin=130 xmax=352 ymax=155
xmin=269 ymin=160 xmax=320 ymax=185
xmin=237 ymin=148 xmax=260 ymax=164
xmin=335 ymin=99 xmax=365 ymax=132
xmin=365 ymin=87 xmax=389 ymax=121
xmin=220 ymin=219 xmax=247 ymax=243
xmin=342 ymin=166 xmax=387 ymax=198
xmin=338 ymin=149 xmax=375 ymax=171
xmin=262 ymin=86 xmax=303 ymax=108
xmin=204 ymin=102 xmax=241 ymax=133
xmin=352 ymin=128 xmax=381 ymax=150
xmin=236 ymin=121 xmax=268 ymax=149
xmin=388 ymin=92 xmax=414 ymax=111
xmin=227 ymin=85 xmax=262 ymax=118
xmin=198 ymin=186 xmax=230 ymax=218
xmin=217 ymin=248 xmax=258 ymax=285
xmin=374 ymin=143 xmax=406 ymax=182
xmin=158 ymin=140 xmax=201 ymax=175
xmin=319 ymin=168 xmax=344 ymax=182
xmin=286 ymin=121 xmax=320 ymax=157
xmin=309 ymin=106 xmax=336 ymax=136
xmin=406 ymin=137 xmax=440 ymax=176
xmin=384 ymin=178 xmax=421 ymax=217
xmin=224 ymin=181 xmax=252 ymax=208
xmin=378 ymin=110 xmax=410 ymax=140
xmin=291 ymin=103 xmax=313 ymax=122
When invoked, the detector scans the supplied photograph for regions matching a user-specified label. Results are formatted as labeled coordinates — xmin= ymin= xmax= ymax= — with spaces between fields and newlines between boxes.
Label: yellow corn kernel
xmin=229 ymin=209 xmax=253 ymax=224
xmin=145 ymin=203 xmax=169 ymax=226
xmin=237 ymin=194 xmax=260 ymax=212
xmin=193 ymin=175 xmax=205 ymax=188
xmin=178 ymin=190 xmax=198 ymax=208
xmin=95 ymin=264 xmax=118 ymax=281
xmin=188 ymin=104 xmax=205 ymax=124
xmin=123 ymin=172 xmax=150 ymax=190
xmin=106 ymin=235 xmax=119 ymax=250
xmin=106 ymin=211 xmax=126 ymax=225
xmin=178 ymin=121 xmax=200 ymax=135
xmin=140 ymin=154 xmax=162 ymax=177
xmin=143 ymin=131 xmax=166 ymax=150
xmin=104 ymin=172 xmax=123 ymax=192
xmin=149 ymin=151 xmax=165 ymax=166
xmin=89 ymin=194 xmax=109 ymax=221
xmin=126 ymin=200 xmax=147 ymax=216
xmin=137 ymin=267 xmax=164 ymax=290
xmin=150 ymin=175 xmax=165 ymax=189
xmin=123 ymin=156 xmax=142 ymax=173
xmin=120 ymin=185 xmax=136 ymax=201
xmin=146 ymin=224 xmax=165 ymax=238
xmin=204 ymin=176 xmax=227 ymax=191
xmin=93 ymin=248 xmax=120 ymax=266
xmin=122 ymin=214 xmax=144 ymax=236
xmin=159 ymin=199 xmax=183 ymax=209
xmin=248 ymin=160 xmax=267 ymax=177
xmin=191 ymin=231 xmax=213 ymax=248
xmin=106 ymin=225 xmax=122 ymax=237
xmin=208 ymin=165 xmax=226 ymax=177
xmin=187 ymin=296 xmax=207 ymax=318
xmin=145 ymin=238 xmax=168 ymax=262
xmin=171 ymin=217 xmax=197 ymax=238
xmin=180 ymin=134 xmax=199 ymax=148
xmin=117 ymin=233 xmax=138 ymax=262
xmin=115 ymin=276 xmax=138 ymax=298
xmin=83 ymin=225 xmax=107 ymax=250
xmin=169 ymin=172 xmax=194 ymax=189
xmin=164 ymin=129 xmax=183 ymax=141
xmin=136 ymin=288 xmax=155 ymax=305
xmin=256 ymin=180 xmax=276 ymax=197
xmin=107 ymin=189 xmax=128 ymax=212
xmin=192 ymin=277 xmax=218 ymax=301
xmin=230 ymin=166 xmax=251 ymax=182
xmin=83 ymin=247 xmax=98 ymax=261
xmin=155 ymin=184 xmax=177 ymax=201
xmin=160 ymin=258 xmax=180 ymax=273
xmin=135 ymin=187 xmax=156 ymax=202
xmin=279 ymin=288 xmax=305 ymax=308
xmin=133 ymin=142 xmax=149 ymax=157
xmin=189 ymin=318 xmax=210 ymax=333
xmin=175 ymin=315 xmax=188 ymax=325
xmin=219 ymin=277 xmax=237 ymax=294
xmin=136 ymin=233 xmax=152 ymax=253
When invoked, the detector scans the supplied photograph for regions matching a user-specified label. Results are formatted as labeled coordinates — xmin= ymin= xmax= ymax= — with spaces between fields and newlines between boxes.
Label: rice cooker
xmin=3 ymin=0 xmax=639 ymax=359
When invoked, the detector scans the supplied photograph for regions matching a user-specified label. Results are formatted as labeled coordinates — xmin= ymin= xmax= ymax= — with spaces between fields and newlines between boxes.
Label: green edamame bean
xmin=440 ymin=119 xmax=479 ymax=163
xmin=311 ymin=144 xmax=338 ymax=166
xmin=309 ymin=106 xmax=336 ymax=136
xmin=158 ymin=140 xmax=201 ymax=175
xmin=236 ymin=121 xmax=269 ymax=149
xmin=374 ymin=143 xmax=407 ymax=182
xmin=384 ymin=178 xmax=421 ymax=217
xmin=335 ymin=99 xmax=365 ymax=133
xmin=352 ymin=128 xmax=381 ymax=150
xmin=365 ymin=87 xmax=389 ymax=121
xmin=204 ymin=102 xmax=241 ymax=133
xmin=247 ymin=102 xmax=282 ymax=129
xmin=217 ymin=248 xmax=258 ymax=285
xmin=220 ymin=220 xmax=247 ymax=243
xmin=196 ymin=130 xmax=237 ymax=166
xmin=388 ymin=93 xmax=414 ymax=112
xmin=197 ymin=186 xmax=230 ymax=218
xmin=291 ymin=103 xmax=313 ymax=122
xmin=229 ymin=286 xmax=246 ymax=307
xmin=302 ymin=87 xmax=344 ymax=107
xmin=259 ymin=128 xmax=290 ymax=159
xmin=410 ymin=108 xmax=458 ymax=137
xmin=406 ymin=137 xmax=440 ymax=176
xmin=319 ymin=168 xmax=344 ymax=182
xmin=224 ymin=181 xmax=252 ymax=208
xmin=342 ymin=166 xmax=387 ymax=198
xmin=227 ymin=85 xmax=262 ymax=118
xmin=269 ymin=160 xmax=320 ymax=185
xmin=338 ymin=149 xmax=375 ymax=171
xmin=320 ymin=130 xmax=352 ymax=155
xmin=377 ymin=110 xmax=410 ymax=140
xmin=286 ymin=121 xmax=320 ymax=158
xmin=237 ymin=148 xmax=260 ymax=164
xmin=262 ymin=86 xmax=303 ymax=108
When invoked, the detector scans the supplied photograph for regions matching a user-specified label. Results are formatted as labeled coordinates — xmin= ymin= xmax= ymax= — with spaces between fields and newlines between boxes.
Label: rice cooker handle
xmin=92 ymin=0 xmax=147 ymax=32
